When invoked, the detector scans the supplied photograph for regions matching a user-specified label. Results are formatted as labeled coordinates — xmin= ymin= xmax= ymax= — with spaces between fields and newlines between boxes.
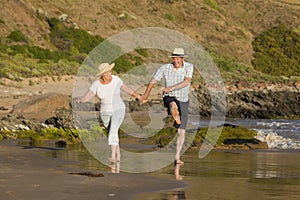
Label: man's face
xmin=172 ymin=57 xmax=184 ymax=68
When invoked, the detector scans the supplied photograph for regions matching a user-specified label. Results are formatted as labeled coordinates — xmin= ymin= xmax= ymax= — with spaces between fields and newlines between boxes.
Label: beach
xmin=0 ymin=76 xmax=186 ymax=199
xmin=1 ymin=76 xmax=300 ymax=199
xmin=0 ymin=140 xmax=187 ymax=200
xmin=2 ymin=139 xmax=300 ymax=200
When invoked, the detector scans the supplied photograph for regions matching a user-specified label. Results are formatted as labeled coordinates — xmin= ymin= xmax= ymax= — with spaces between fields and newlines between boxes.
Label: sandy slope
xmin=0 ymin=75 xmax=161 ymax=119
xmin=0 ymin=76 xmax=76 ymax=117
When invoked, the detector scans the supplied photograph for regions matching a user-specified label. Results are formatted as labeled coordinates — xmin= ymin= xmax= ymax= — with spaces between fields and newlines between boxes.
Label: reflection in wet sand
xmin=175 ymin=163 xmax=184 ymax=180
xmin=110 ymin=161 xmax=120 ymax=173
xmin=173 ymin=163 xmax=186 ymax=200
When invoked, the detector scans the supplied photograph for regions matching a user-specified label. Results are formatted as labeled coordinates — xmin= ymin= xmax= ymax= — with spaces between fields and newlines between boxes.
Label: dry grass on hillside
xmin=0 ymin=0 xmax=300 ymax=64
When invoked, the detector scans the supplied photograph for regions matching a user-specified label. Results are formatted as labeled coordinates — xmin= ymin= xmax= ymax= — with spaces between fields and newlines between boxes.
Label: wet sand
xmin=0 ymin=140 xmax=187 ymax=200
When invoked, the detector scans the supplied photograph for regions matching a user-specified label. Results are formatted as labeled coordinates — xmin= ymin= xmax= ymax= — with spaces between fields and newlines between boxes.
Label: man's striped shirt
xmin=153 ymin=61 xmax=193 ymax=102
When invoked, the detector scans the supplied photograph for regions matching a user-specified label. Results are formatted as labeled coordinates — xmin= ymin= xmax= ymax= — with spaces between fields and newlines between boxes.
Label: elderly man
xmin=141 ymin=48 xmax=194 ymax=165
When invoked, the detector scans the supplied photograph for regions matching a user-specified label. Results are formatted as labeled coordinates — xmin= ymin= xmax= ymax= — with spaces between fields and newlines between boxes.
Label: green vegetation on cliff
xmin=48 ymin=18 xmax=104 ymax=54
xmin=0 ymin=12 xmax=299 ymax=83
xmin=252 ymin=24 xmax=300 ymax=76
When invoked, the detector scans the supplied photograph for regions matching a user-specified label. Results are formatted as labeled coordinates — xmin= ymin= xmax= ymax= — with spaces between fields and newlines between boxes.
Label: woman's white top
xmin=89 ymin=75 xmax=125 ymax=112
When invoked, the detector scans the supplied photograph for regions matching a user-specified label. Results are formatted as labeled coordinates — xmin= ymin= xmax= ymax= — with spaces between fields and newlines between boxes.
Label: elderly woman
xmin=76 ymin=63 xmax=142 ymax=163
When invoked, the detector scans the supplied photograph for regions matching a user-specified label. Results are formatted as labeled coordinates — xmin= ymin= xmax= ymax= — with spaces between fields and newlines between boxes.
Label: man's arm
xmin=163 ymin=77 xmax=191 ymax=94
xmin=141 ymin=78 xmax=157 ymax=103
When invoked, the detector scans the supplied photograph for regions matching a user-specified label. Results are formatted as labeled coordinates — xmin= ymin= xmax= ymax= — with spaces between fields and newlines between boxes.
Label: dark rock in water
xmin=69 ymin=172 xmax=104 ymax=177
xmin=224 ymin=138 xmax=260 ymax=145
xmin=55 ymin=140 xmax=67 ymax=147
xmin=246 ymin=141 xmax=269 ymax=149
xmin=221 ymin=123 xmax=238 ymax=128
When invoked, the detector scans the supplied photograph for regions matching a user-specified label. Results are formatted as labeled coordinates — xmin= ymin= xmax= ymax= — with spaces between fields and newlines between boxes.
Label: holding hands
xmin=135 ymin=94 xmax=144 ymax=103
xmin=138 ymin=95 xmax=148 ymax=104
xmin=139 ymin=84 xmax=173 ymax=104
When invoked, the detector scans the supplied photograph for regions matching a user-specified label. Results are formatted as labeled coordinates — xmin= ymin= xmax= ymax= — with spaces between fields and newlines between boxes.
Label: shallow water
xmin=195 ymin=118 xmax=300 ymax=149
xmin=38 ymin=142 xmax=300 ymax=200
xmin=26 ymin=118 xmax=300 ymax=199
xmin=137 ymin=149 xmax=300 ymax=200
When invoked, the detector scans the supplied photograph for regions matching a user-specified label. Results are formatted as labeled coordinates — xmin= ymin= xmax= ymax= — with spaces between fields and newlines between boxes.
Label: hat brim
xmin=169 ymin=54 xmax=188 ymax=58
xmin=96 ymin=63 xmax=115 ymax=76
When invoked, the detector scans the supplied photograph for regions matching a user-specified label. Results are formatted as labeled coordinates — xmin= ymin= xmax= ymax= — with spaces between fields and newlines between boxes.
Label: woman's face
xmin=101 ymin=70 xmax=112 ymax=79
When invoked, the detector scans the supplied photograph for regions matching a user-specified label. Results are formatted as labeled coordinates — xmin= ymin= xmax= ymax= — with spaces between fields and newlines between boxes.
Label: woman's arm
xmin=121 ymin=84 xmax=142 ymax=101
xmin=75 ymin=90 xmax=95 ymax=103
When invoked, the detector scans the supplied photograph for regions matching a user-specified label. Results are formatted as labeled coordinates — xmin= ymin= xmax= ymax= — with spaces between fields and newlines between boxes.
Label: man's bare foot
xmin=175 ymin=174 xmax=184 ymax=180
xmin=171 ymin=107 xmax=181 ymax=124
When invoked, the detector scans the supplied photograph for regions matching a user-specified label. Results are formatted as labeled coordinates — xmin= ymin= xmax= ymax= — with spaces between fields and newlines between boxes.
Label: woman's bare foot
xmin=109 ymin=157 xmax=120 ymax=163
xmin=174 ymin=159 xmax=184 ymax=165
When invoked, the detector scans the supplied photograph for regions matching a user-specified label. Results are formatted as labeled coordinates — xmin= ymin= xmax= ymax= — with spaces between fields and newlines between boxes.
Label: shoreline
xmin=0 ymin=76 xmax=299 ymax=151
xmin=0 ymin=139 xmax=187 ymax=200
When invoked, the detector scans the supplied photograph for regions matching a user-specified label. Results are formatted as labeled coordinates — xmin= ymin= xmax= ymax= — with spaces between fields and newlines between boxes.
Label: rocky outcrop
xmin=0 ymin=108 xmax=75 ymax=134
xmin=0 ymin=114 xmax=48 ymax=133
xmin=0 ymin=87 xmax=298 ymax=149
xmin=45 ymin=108 xmax=76 ymax=130
xmin=188 ymin=81 xmax=300 ymax=118
xmin=129 ymin=85 xmax=300 ymax=119
xmin=1 ymin=83 xmax=299 ymax=134
xmin=226 ymin=90 xmax=299 ymax=118
xmin=11 ymin=93 xmax=71 ymax=122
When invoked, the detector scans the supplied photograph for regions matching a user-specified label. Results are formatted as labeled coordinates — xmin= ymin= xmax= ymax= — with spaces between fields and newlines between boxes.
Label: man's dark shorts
xmin=163 ymin=96 xmax=189 ymax=129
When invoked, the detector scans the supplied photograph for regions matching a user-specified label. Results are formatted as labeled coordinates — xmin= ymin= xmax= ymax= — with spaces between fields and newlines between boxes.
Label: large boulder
xmin=11 ymin=93 xmax=71 ymax=122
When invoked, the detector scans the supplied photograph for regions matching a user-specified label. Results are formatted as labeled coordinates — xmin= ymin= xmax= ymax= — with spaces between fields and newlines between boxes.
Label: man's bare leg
xmin=170 ymin=102 xmax=181 ymax=124
xmin=175 ymin=128 xmax=185 ymax=164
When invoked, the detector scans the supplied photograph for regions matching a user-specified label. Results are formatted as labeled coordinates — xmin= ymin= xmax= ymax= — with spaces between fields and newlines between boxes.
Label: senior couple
xmin=76 ymin=48 xmax=194 ymax=166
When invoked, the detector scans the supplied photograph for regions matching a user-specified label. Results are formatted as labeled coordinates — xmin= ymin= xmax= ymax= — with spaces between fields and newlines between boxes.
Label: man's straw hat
xmin=169 ymin=48 xmax=188 ymax=58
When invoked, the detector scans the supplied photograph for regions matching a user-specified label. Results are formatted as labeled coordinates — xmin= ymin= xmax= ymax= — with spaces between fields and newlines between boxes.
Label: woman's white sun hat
xmin=96 ymin=63 xmax=115 ymax=76
xmin=169 ymin=48 xmax=188 ymax=58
